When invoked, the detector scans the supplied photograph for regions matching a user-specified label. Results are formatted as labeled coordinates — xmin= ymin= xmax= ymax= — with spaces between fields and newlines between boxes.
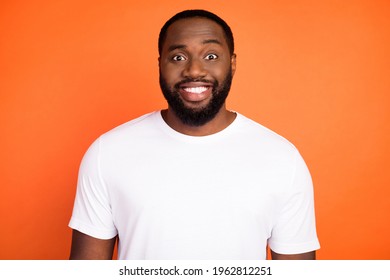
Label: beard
xmin=159 ymin=70 xmax=233 ymax=127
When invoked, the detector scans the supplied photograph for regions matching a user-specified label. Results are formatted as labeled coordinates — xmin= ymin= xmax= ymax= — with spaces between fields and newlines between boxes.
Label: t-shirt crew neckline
xmin=153 ymin=110 xmax=240 ymax=143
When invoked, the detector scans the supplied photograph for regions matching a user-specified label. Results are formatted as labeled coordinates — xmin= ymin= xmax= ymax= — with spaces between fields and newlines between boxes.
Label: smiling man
xmin=158 ymin=14 xmax=236 ymax=134
xmin=69 ymin=9 xmax=320 ymax=260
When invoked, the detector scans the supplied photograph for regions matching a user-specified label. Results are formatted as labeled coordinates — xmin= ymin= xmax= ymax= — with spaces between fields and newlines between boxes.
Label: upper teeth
xmin=184 ymin=87 xmax=208 ymax=94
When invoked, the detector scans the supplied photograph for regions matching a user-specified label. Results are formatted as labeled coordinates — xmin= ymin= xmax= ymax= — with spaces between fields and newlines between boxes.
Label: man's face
xmin=159 ymin=17 xmax=236 ymax=126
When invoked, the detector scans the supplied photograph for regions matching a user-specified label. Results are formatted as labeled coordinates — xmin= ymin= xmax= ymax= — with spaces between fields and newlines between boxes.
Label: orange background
xmin=1 ymin=0 xmax=389 ymax=260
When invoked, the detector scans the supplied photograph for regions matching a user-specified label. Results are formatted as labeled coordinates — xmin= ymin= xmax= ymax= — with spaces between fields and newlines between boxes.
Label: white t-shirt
xmin=69 ymin=111 xmax=320 ymax=259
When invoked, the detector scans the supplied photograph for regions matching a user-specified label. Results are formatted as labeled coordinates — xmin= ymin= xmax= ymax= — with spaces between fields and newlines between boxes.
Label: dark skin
xmin=159 ymin=17 xmax=237 ymax=136
xmin=70 ymin=230 xmax=116 ymax=260
xmin=69 ymin=17 xmax=316 ymax=260
xmin=271 ymin=250 xmax=316 ymax=260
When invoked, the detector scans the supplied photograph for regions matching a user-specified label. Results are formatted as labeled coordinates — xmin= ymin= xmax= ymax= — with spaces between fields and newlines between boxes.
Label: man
xmin=69 ymin=9 xmax=320 ymax=260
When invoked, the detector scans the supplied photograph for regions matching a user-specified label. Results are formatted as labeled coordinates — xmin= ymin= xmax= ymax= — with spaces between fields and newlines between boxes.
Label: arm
xmin=69 ymin=230 xmax=117 ymax=260
xmin=271 ymin=250 xmax=316 ymax=260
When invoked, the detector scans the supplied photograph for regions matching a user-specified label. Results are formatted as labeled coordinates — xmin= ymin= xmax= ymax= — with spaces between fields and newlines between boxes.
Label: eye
xmin=172 ymin=55 xmax=186 ymax=61
xmin=204 ymin=53 xmax=218 ymax=60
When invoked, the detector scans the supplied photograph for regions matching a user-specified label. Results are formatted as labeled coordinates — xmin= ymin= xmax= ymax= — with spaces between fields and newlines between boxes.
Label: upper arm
xmin=269 ymin=152 xmax=320 ymax=259
xmin=271 ymin=250 xmax=316 ymax=260
xmin=69 ymin=138 xmax=118 ymax=260
xmin=69 ymin=230 xmax=117 ymax=260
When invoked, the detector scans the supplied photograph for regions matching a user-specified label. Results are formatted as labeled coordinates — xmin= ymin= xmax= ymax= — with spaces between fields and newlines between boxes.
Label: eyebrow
xmin=167 ymin=39 xmax=223 ymax=52
xmin=202 ymin=39 xmax=222 ymax=46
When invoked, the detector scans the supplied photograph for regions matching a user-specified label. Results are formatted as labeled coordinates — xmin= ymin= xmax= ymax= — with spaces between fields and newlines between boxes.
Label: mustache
xmin=174 ymin=78 xmax=217 ymax=89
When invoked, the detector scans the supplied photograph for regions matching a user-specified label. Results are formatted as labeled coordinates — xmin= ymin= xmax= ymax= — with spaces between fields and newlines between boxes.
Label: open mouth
xmin=182 ymin=86 xmax=209 ymax=94
xmin=178 ymin=83 xmax=213 ymax=103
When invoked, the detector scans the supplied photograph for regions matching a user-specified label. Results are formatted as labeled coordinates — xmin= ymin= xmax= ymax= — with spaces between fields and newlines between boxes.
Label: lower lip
xmin=179 ymin=87 xmax=212 ymax=102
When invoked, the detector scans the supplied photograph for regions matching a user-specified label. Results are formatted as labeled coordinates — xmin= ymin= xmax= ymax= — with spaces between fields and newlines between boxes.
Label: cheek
xmin=161 ymin=64 xmax=182 ymax=83
xmin=207 ymin=64 xmax=230 ymax=82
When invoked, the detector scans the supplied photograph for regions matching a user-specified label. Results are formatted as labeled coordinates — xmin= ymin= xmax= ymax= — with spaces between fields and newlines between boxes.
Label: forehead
xmin=163 ymin=17 xmax=228 ymax=50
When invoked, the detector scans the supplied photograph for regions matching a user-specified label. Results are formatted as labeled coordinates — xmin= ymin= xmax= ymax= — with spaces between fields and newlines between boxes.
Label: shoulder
xmin=82 ymin=111 xmax=160 ymax=158
xmin=234 ymin=113 xmax=299 ymax=156
xmin=96 ymin=111 xmax=162 ymax=145
xmin=103 ymin=111 xmax=157 ymax=137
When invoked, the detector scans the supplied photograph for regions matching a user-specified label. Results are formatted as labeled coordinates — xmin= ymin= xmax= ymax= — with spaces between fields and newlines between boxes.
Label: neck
xmin=161 ymin=106 xmax=236 ymax=136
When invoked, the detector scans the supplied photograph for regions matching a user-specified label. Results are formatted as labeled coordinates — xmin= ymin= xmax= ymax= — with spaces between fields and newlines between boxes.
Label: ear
xmin=230 ymin=53 xmax=237 ymax=76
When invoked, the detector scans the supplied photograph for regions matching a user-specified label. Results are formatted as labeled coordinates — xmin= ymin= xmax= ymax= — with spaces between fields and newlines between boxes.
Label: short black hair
xmin=158 ymin=9 xmax=235 ymax=56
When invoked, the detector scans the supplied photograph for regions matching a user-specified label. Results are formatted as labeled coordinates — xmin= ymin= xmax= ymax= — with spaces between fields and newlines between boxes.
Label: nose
xmin=182 ymin=58 xmax=207 ymax=79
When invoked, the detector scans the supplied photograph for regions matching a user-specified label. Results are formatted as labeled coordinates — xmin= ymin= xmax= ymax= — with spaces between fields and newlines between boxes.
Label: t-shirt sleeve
xmin=268 ymin=150 xmax=320 ymax=254
xmin=68 ymin=137 xmax=118 ymax=239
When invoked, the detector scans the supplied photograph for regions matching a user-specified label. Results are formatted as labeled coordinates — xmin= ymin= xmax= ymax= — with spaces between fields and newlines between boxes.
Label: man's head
xmin=158 ymin=10 xmax=235 ymax=57
xmin=158 ymin=10 xmax=236 ymax=127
